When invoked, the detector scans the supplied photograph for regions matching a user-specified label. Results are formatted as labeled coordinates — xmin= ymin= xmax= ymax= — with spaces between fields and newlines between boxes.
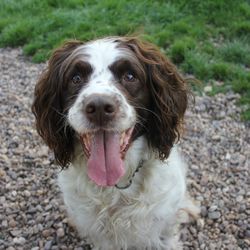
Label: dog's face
xmin=32 ymin=37 xmax=188 ymax=186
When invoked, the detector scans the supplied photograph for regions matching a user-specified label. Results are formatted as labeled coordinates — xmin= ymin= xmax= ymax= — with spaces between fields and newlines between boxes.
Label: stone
xmin=208 ymin=211 xmax=221 ymax=220
xmin=44 ymin=240 xmax=53 ymax=250
xmin=204 ymin=85 xmax=213 ymax=92
xmin=13 ymin=237 xmax=26 ymax=245
xmin=200 ymin=206 xmax=208 ymax=217
xmin=42 ymin=229 xmax=51 ymax=238
xmin=10 ymin=230 xmax=22 ymax=237
xmin=56 ymin=227 xmax=65 ymax=238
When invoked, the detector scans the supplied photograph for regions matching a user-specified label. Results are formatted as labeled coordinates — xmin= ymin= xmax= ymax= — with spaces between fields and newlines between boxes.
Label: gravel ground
xmin=0 ymin=48 xmax=249 ymax=250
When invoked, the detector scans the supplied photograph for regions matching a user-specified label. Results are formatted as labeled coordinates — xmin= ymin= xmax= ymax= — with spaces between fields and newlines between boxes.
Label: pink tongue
xmin=87 ymin=131 xmax=125 ymax=186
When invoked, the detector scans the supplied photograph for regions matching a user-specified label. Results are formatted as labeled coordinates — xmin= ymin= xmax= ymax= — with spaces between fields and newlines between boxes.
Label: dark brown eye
xmin=122 ymin=72 xmax=136 ymax=82
xmin=72 ymin=74 xmax=82 ymax=84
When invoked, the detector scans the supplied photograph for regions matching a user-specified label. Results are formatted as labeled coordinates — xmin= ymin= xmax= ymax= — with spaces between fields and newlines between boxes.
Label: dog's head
xmin=32 ymin=37 xmax=188 ymax=186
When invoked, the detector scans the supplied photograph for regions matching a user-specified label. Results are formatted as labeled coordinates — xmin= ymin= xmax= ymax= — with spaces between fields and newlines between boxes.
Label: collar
xmin=115 ymin=159 xmax=145 ymax=190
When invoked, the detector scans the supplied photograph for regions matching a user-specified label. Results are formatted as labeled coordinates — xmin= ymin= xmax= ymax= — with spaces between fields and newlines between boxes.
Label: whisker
xmin=134 ymin=115 xmax=149 ymax=132
xmin=50 ymin=108 xmax=71 ymax=136
xmin=132 ymin=105 xmax=161 ymax=121
xmin=52 ymin=107 xmax=67 ymax=118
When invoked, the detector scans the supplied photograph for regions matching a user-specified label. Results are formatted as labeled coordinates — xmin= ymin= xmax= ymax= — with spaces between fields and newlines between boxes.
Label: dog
xmin=32 ymin=37 xmax=199 ymax=249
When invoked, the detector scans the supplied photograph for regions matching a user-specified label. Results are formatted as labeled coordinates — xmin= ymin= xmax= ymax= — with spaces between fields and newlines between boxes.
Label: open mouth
xmin=79 ymin=127 xmax=134 ymax=186
xmin=80 ymin=127 xmax=133 ymax=159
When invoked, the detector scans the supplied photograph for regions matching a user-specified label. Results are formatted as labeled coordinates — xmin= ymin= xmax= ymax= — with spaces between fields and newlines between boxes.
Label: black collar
xmin=115 ymin=159 xmax=145 ymax=189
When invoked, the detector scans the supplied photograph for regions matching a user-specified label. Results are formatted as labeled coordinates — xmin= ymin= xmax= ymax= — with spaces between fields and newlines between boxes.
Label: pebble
xmin=56 ymin=227 xmax=65 ymax=238
xmin=23 ymin=190 xmax=31 ymax=197
xmin=204 ymin=85 xmax=213 ymax=92
xmin=245 ymin=230 xmax=250 ymax=238
xmin=2 ymin=220 xmax=8 ymax=227
xmin=6 ymin=247 xmax=15 ymax=250
xmin=208 ymin=211 xmax=221 ymax=220
xmin=208 ymin=205 xmax=218 ymax=212
xmin=9 ymin=219 xmax=17 ymax=228
xmin=42 ymin=229 xmax=51 ymax=238
xmin=200 ymin=206 xmax=208 ymax=217
xmin=11 ymin=191 xmax=17 ymax=197
xmin=44 ymin=240 xmax=53 ymax=250
xmin=236 ymin=195 xmax=243 ymax=202
xmin=0 ymin=48 xmax=249 ymax=250
xmin=10 ymin=230 xmax=22 ymax=237
xmin=13 ymin=237 xmax=26 ymax=245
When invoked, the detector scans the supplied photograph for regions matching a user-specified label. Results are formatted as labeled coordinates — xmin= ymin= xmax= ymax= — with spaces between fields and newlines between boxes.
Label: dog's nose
xmin=84 ymin=95 xmax=117 ymax=126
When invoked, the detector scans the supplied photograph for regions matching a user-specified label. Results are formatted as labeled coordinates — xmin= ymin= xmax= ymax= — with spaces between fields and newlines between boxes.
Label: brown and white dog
xmin=32 ymin=37 xmax=199 ymax=250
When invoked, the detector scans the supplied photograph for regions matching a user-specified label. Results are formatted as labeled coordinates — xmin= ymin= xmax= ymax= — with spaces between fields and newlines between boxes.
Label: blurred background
xmin=0 ymin=0 xmax=249 ymax=119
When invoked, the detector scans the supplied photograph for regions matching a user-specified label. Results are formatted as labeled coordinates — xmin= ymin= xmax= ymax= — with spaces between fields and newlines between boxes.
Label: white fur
xmin=58 ymin=136 xmax=198 ymax=250
xmin=68 ymin=38 xmax=136 ymax=135
xmin=58 ymin=38 xmax=199 ymax=249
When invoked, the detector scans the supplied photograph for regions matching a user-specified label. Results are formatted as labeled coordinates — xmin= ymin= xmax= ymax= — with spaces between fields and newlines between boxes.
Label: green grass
xmin=0 ymin=0 xmax=249 ymax=119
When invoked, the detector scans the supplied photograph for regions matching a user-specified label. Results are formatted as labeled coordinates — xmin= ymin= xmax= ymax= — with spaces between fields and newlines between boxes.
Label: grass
xmin=0 ymin=0 xmax=249 ymax=119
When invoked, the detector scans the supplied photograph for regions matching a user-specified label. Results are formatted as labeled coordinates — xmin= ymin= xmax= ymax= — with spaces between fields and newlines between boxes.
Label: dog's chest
xmin=82 ymin=187 xmax=158 ymax=233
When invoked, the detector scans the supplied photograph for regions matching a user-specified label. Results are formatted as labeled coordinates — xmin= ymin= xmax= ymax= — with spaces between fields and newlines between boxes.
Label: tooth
xmin=87 ymin=134 xmax=91 ymax=149
xmin=86 ymin=134 xmax=89 ymax=145
xmin=121 ymin=131 xmax=127 ymax=147
xmin=120 ymin=137 xmax=124 ymax=147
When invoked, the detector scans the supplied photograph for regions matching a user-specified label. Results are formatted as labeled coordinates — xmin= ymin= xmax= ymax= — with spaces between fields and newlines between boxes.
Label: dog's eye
xmin=72 ymin=74 xmax=82 ymax=84
xmin=122 ymin=72 xmax=137 ymax=83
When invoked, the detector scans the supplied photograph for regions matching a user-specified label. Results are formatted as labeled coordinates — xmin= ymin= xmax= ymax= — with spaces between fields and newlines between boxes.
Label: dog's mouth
xmin=80 ymin=127 xmax=134 ymax=186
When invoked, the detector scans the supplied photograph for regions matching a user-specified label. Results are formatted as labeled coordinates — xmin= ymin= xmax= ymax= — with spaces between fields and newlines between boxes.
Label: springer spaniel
xmin=32 ymin=37 xmax=199 ymax=250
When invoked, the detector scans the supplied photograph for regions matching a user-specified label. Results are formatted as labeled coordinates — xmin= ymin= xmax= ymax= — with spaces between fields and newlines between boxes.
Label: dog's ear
xmin=32 ymin=40 xmax=83 ymax=167
xmin=124 ymin=37 xmax=189 ymax=160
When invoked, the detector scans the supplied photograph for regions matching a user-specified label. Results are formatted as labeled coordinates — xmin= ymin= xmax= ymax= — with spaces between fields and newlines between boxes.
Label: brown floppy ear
xmin=32 ymin=40 xmax=83 ymax=167
xmin=124 ymin=38 xmax=188 ymax=160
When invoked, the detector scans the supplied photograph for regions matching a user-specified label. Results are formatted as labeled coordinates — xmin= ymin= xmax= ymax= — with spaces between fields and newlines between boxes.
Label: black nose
xmin=84 ymin=95 xmax=117 ymax=126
